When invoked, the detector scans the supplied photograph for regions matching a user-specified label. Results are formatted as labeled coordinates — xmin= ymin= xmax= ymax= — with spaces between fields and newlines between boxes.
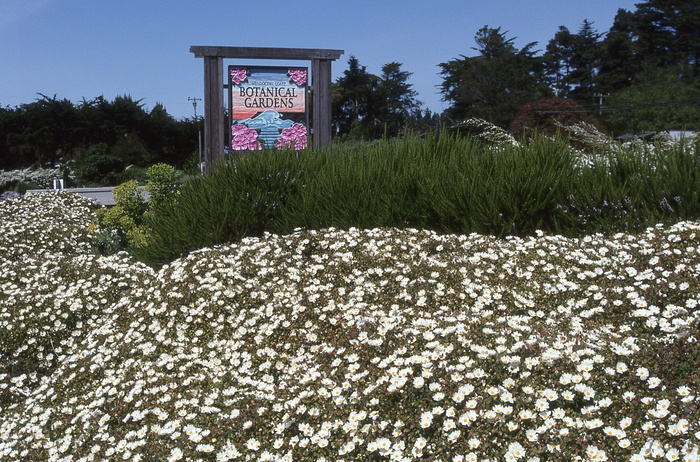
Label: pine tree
xmin=438 ymin=26 xmax=546 ymax=128
xmin=543 ymin=26 xmax=576 ymax=97
xmin=331 ymin=56 xmax=381 ymax=139
xmin=597 ymin=9 xmax=638 ymax=92
xmin=543 ymin=20 xmax=602 ymax=103
xmin=378 ymin=62 xmax=421 ymax=137
xmin=568 ymin=20 xmax=603 ymax=102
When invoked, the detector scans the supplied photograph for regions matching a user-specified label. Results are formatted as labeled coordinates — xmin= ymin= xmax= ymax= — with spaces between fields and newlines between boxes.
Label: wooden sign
xmin=228 ymin=66 xmax=308 ymax=150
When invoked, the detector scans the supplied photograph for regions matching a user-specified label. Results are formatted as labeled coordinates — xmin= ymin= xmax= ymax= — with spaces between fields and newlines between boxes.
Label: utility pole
xmin=188 ymin=97 xmax=201 ymax=119
xmin=594 ymin=93 xmax=609 ymax=115
xmin=189 ymin=97 xmax=203 ymax=171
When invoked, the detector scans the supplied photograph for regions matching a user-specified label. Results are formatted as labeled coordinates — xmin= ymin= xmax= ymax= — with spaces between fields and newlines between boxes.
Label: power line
xmin=534 ymin=98 xmax=700 ymax=114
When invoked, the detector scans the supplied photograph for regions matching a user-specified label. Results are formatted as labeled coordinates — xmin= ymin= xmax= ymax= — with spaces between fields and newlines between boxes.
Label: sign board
xmin=228 ymin=65 xmax=308 ymax=150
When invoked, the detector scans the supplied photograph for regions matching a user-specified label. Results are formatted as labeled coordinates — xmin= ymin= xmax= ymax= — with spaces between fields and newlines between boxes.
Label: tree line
xmin=0 ymin=94 xmax=202 ymax=182
xmin=1 ymin=0 xmax=698 ymax=175
xmin=333 ymin=0 xmax=699 ymax=138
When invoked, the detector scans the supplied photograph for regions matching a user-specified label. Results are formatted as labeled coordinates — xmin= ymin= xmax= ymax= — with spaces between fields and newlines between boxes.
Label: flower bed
xmin=0 ymin=192 xmax=698 ymax=461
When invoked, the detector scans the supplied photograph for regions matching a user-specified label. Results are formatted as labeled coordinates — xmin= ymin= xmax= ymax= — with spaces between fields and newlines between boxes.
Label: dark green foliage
xmin=332 ymin=57 xmax=381 ymax=140
xmin=332 ymin=57 xmax=427 ymax=140
xmin=597 ymin=8 xmax=637 ymax=92
xmin=630 ymin=0 xmax=700 ymax=77
xmin=425 ymin=136 xmax=578 ymax=236
xmin=542 ymin=21 xmax=603 ymax=102
xmin=3 ymin=95 xmax=81 ymax=168
xmin=136 ymin=133 xmax=700 ymax=267
xmin=133 ymin=151 xmax=311 ymax=265
xmin=0 ymin=94 xmax=201 ymax=175
xmin=279 ymin=138 xmax=429 ymax=231
xmin=378 ymin=62 xmax=421 ymax=137
xmin=438 ymin=26 xmax=547 ymax=128
xmin=601 ymin=66 xmax=700 ymax=134
xmin=559 ymin=137 xmax=700 ymax=234
xmin=73 ymin=143 xmax=124 ymax=186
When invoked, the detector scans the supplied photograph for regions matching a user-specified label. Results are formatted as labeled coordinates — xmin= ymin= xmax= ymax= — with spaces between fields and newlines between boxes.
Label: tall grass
xmin=567 ymin=138 xmax=700 ymax=234
xmin=135 ymin=132 xmax=700 ymax=267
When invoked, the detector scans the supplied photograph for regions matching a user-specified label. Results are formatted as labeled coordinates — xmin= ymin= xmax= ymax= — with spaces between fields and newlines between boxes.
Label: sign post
xmin=190 ymin=46 xmax=344 ymax=172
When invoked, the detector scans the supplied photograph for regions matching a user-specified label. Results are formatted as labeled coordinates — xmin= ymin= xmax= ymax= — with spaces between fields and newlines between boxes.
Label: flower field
xmin=1 ymin=191 xmax=699 ymax=461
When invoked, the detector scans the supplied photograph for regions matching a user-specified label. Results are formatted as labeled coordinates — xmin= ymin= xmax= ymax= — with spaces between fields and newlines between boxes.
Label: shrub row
xmin=134 ymin=132 xmax=700 ymax=266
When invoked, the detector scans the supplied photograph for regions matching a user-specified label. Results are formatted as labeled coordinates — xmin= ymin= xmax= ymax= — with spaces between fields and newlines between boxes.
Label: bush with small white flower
xmin=0 ymin=152 xmax=699 ymax=461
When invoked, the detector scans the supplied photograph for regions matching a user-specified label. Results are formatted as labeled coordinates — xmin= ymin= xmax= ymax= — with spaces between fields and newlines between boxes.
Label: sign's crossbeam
xmin=190 ymin=46 xmax=343 ymax=61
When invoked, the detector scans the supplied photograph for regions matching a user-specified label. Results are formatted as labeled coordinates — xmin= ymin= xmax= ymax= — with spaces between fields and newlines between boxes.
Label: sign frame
xmin=190 ymin=46 xmax=344 ymax=173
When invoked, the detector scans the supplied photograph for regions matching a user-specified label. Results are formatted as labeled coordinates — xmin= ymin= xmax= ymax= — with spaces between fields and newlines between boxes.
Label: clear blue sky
xmin=1 ymin=0 xmax=640 ymax=120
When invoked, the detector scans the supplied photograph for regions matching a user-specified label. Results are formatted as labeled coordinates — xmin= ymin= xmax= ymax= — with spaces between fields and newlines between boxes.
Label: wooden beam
xmin=312 ymin=59 xmax=333 ymax=148
xmin=203 ymin=56 xmax=224 ymax=171
xmin=190 ymin=46 xmax=343 ymax=61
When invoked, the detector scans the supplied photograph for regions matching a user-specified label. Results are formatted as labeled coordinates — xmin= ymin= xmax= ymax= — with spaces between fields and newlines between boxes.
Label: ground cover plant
xmin=1 ymin=191 xmax=699 ymax=461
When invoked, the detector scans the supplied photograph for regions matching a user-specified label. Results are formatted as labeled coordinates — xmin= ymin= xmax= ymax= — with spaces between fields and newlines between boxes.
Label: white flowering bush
xmin=452 ymin=118 xmax=520 ymax=147
xmin=0 ymin=191 xmax=99 ymax=258
xmin=0 ymin=192 xmax=699 ymax=461
xmin=0 ymin=167 xmax=75 ymax=191
xmin=560 ymin=122 xmax=698 ymax=169
xmin=0 ymin=192 xmax=155 ymax=408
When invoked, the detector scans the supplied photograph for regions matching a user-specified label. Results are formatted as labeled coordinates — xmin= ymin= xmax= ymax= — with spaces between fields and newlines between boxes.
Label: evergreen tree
xmin=596 ymin=1 xmax=699 ymax=93
xmin=406 ymin=108 xmax=444 ymax=134
xmin=438 ymin=26 xmax=546 ymax=128
xmin=597 ymin=9 xmax=637 ymax=92
xmin=5 ymin=95 xmax=80 ymax=167
xmin=0 ymin=95 xmax=199 ymax=174
xmin=633 ymin=0 xmax=700 ymax=77
xmin=568 ymin=20 xmax=603 ymax=102
xmin=331 ymin=56 xmax=382 ymax=139
xmin=543 ymin=20 xmax=602 ymax=103
xmin=543 ymin=26 xmax=577 ymax=97
xmin=377 ymin=62 xmax=421 ymax=137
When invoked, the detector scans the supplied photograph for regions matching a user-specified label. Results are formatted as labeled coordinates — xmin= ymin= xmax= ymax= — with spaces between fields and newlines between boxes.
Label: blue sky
xmin=1 ymin=0 xmax=640 ymax=120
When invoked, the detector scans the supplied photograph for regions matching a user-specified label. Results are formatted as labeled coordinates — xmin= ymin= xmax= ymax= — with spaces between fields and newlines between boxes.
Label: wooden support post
xmin=203 ymin=56 xmax=224 ymax=172
xmin=312 ymin=59 xmax=333 ymax=149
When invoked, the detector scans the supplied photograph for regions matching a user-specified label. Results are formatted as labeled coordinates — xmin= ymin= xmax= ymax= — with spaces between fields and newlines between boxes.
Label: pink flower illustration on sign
xmin=275 ymin=123 xmax=308 ymax=150
xmin=288 ymin=69 xmax=307 ymax=86
xmin=231 ymin=124 xmax=262 ymax=150
xmin=230 ymin=67 xmax=248 ymax=85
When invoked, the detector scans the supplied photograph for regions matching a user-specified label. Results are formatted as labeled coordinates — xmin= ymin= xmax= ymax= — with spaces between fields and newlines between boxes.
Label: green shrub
xmin=91 ymin=163 xmax=182 ymax=255
xmin=135 ymin=131 xmax=700 ymax=267
xmin=133 ymin=151 xmax=309 ymax=265
xmin=91 ymin=180 xmax=148 ymax=254
xmin=277 ymin=136 xmax=431 ymax=231
xmin=144 ymin=162 xmax=181 ymax=212
xmin=74 ymin=143 xmax=124 ymax=186
xmin=423 ymin=134 xmax=578 ymax=236
xmin=564 ymin=136 xmax=700 ymax=234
